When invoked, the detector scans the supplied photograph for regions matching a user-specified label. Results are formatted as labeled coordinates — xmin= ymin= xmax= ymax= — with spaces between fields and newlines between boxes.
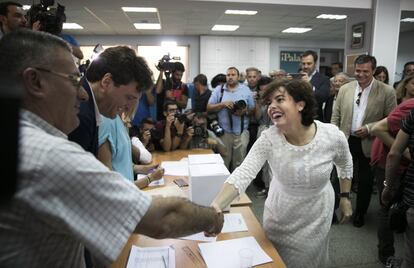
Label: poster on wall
xmin=280 ymin=51 xmax=303 ymax=73
xmin=346 ymin=53 xmax=367 ymax=75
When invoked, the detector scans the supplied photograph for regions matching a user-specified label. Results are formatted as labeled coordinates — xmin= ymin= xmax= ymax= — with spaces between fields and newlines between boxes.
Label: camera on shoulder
xmin=156 ymin=54 xmax=181 ymax=73
xmin=27 ymin=0 xmax=66 ymax=35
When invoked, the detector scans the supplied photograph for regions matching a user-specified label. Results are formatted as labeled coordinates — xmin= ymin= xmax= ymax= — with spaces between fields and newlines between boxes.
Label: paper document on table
xmin=160 ymin=161 xmax=189 ymax=176
xmin=145 ymin=185 xmax=187 ymax=198
xmin=198 ymin=236 xmax=272 ymax=268
xmin=221 ymin=213 xmax=248 ymax=233
xmin=126 ymin=245 xmax=175 ymax=268
xmin=188 ymin=154 xmax=224 ymax=165
xmin=179 ymin=232 xmax=217 ymax=242
xmin=137 ymin=174 xmax=165 ymax=186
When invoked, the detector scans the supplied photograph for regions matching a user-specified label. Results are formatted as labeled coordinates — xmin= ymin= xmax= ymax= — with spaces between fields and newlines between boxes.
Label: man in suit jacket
xmin=301 ymin=50 xmax=330 ymax=122
xmin=331 ymin=54 xmax=396 ymax=227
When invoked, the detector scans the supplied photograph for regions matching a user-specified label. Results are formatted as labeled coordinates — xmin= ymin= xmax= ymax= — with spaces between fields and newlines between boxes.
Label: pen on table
xmin=162 ymin=255 xmax=168 ymax=268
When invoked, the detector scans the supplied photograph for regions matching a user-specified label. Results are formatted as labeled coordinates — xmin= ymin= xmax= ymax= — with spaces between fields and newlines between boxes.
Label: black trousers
xmin=348 ymin=136 xmax=374 ymax=215
xmin=374 ymin=166 xmax=395 ymax=261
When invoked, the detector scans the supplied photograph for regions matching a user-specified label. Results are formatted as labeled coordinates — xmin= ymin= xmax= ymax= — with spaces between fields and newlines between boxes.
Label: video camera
xmin=26 ymin=0 xmax=66 ymax=35
xmin=156 ymin=54 xmax=181 ymax=73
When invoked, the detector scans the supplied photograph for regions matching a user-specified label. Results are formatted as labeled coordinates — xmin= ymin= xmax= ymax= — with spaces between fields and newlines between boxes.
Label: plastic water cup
xmin=239 ymin=248 xmax=253 ymax=268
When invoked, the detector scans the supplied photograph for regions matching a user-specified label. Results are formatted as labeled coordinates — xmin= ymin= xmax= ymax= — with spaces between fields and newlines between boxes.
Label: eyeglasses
xmin=356 ymin=92 xmax=362 ymax=106
xmin=34 ymin=67 xmax=83 ymax=89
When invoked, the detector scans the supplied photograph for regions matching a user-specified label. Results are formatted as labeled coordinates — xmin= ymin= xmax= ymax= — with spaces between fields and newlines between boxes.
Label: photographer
xmin=26 ymin=1 xmax=83 ymax=60
xmin=0 ymin=1 xmax=27 ymax=35
xmin=193 ymin=73 xmax=211 ymax=113
xmin=156 ymin=60 xmax=189 ymax=120
xmin=133 ymin=117 xmax=157 ymax=153
xmin=181 ymin=113 xmax=227 ymax=157
xmin=155 ymin=101 xmax=189 ymax=151
xmin=207 ymin=66 xmax=255 ymax=171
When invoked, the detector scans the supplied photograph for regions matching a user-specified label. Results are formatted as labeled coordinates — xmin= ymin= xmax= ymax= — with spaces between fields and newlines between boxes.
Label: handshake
xmin=205 ymin=204 xmax=224 ymax=236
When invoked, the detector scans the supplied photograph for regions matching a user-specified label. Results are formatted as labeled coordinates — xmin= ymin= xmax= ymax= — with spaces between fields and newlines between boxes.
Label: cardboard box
xmin=189 ymin=163 xmax=230 ymax=206
xmin=188 ymin=154 xmax=224 ymax=165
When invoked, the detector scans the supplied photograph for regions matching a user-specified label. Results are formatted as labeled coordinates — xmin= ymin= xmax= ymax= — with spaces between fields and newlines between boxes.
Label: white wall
xmin=269 ymin=38 xmax=344 ymax=71
xmin=74 ymin=35 xmax=199 ymax=83
xmin=396 ymin=30 xmax=414 ymax=81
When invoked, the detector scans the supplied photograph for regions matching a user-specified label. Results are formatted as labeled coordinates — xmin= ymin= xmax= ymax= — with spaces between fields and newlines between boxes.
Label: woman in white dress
xmin=210 ymin=79 xmax=353 ymax=267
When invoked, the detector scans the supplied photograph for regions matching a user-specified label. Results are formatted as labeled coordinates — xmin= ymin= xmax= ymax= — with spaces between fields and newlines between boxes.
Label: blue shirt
xmin=132 ymin=93 xmax=152 ymax=127
xmin=208 ymin=83 xmax=254 ymax=135
xmin=98 ymin=115 xmax=134 ymax=182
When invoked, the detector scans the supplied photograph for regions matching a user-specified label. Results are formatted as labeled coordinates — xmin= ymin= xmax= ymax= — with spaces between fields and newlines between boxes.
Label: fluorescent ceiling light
xmin=401 ymin=18 xmax=414 ymax=22
xmin=134 ymin=23 xmax=161 ymax=30
xmin=316 ymin=14 xmax=347 ymax=20
xmin=22 ymin=5 xmax=31 ymax=10
xmin=225 ymin=10 xmax=257 ymax=15
xmin=63 ymin=23 xmax=83 ymax=30
xmin=282 ymin=27 xmax=312 ymax=33
xmin=122 ymin=7 xmax=157 ymax=12
xmin=212 ymin=24 xmax=239 ymax=31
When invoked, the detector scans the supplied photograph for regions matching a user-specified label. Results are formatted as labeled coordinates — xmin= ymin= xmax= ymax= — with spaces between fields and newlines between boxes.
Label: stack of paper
xmin=179 ymin=213 xmax=248 ymax=242
xmin=198 ymin=236 xmax=272 ymax=268
xmin=126 ymin=245 xmax=175 ymax=268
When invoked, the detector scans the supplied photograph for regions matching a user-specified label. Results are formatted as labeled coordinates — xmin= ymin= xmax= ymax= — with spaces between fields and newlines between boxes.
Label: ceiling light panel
xmin=316 ymin=14 xmax=347 ymax=20
xmin=225 ymin=10 xmax=257 ymax=15
xmin=401 ymin=18 xmax=414 ymax=22
xmin=282 ymin=27 xmax=312 ymax=33
xmin=212 ymin=25 xmax=239 ymax=31
xmin=63 ymin=23 xmax=83 ymax=29
xmin=122 ymin=7 xmax=157 ymax=13
xmin=134 ymin=23 xmax=161 ymax=30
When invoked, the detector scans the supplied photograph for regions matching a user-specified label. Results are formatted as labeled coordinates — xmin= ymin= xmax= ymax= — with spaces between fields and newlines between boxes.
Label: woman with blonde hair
xmin=396 ymin=74 xmax=414 ymax=104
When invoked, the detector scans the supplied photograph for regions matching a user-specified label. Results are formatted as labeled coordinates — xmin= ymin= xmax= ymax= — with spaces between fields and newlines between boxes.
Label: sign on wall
xmin=280 ymin=51 xmax=303 ymax=73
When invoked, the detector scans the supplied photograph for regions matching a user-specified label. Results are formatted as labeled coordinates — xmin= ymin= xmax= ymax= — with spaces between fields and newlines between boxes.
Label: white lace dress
xmin=226 ymin=121 xmax=353 ymax=268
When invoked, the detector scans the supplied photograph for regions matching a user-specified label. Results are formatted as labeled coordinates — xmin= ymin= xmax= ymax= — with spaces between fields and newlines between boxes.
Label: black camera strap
xmin=220 ymin=84 xmax=244 ymax=135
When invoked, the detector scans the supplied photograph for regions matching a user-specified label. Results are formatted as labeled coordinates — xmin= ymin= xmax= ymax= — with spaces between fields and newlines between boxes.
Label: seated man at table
xmin=180 ymin=112 xmax=227 ymax=157
xmin=0 ymin=30 xmax=223 ymax=267
xmin=154 ymin=100 xmax=190 ymax=151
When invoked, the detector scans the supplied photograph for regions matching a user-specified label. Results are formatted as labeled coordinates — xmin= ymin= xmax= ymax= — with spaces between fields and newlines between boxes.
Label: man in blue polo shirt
xmin=207 ymin=66 xmax=255 ymax=171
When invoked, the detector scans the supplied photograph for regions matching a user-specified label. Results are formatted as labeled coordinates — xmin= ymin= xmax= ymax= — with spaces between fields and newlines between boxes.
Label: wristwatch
xmin=340 ymin=192 xmax=351 ymax=199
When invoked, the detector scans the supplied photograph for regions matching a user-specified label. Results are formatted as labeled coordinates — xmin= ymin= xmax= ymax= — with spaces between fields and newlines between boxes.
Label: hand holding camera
xmin=222 ymin=101 xmax=234 ymax=110
xmin=142 ymin=130 xmax=151 ymax=145
xmin=166 ymin=113 xmax=175 ymax=127
xmin=174 ymin=117 xmax=185 ymax=134
xmin=185 ymin=126 xmax=194 ymax=138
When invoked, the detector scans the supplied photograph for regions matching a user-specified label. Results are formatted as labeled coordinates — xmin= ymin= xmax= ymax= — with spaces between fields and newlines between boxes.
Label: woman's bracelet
xmin=146 ymin=175 xmax=151 ymax=185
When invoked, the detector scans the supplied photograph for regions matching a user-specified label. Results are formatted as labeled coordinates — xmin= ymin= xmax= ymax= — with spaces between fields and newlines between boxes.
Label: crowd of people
xmin=1 ymin=1 xmax=414 ymax=268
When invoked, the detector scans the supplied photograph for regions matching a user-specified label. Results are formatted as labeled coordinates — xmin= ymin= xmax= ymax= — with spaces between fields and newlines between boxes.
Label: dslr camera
xmin=174 ymin=112 xmax=191 ymax=125
xmin=232 ymin=100 xmax=247 ymax=114
xmin=156 ymin=54 xmax=180 ymax=73
xmin=207 ymin=113 xmax=224 ymax=137
xmin=193 ymin=125 xmax=208 ymax=139
xmin=149 ymin=128 xmax=162 ymax=141
xmin=27 ymin=0 xmax=66 ymax=35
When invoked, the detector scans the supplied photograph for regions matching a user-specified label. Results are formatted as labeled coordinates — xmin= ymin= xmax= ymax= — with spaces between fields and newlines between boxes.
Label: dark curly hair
xmin=262 ymin=79 xmax=317 ymax=126
xmin=86 ymin=46 xmax=153 ymax=92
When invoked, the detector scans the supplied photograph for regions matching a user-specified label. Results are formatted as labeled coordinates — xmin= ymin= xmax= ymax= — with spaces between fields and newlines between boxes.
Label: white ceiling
xmin=36 ymin=0 xmax=414 ymax=40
